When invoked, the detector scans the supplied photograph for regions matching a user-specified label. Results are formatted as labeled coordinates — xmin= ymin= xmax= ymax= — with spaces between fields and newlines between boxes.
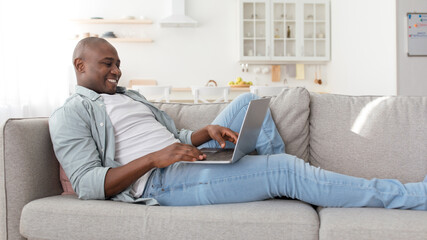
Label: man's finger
xmin=185 ymin=144 xmax=206 ymax=159
xmin=223 ymin=131 xmax=238 ymax=143
xmin=215 ymin=135 xmax=225 ymax=148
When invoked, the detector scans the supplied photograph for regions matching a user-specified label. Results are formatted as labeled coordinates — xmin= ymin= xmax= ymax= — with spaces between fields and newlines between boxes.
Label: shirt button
xmin=100 ymin=122 xmax=104 ymax=127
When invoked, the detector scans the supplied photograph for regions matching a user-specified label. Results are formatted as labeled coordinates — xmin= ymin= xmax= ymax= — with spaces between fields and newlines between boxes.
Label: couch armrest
xmin=0 ymin=118 xmax=62 ymax=240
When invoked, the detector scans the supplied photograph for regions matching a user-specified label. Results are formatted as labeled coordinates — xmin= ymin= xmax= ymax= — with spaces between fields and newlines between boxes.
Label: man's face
xmin=78 ymin=42 xmax=122 ymax=94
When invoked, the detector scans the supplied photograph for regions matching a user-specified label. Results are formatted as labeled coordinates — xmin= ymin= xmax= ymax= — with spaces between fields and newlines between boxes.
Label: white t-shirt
xmin=101 ymin=94 xmax=179 ymax=197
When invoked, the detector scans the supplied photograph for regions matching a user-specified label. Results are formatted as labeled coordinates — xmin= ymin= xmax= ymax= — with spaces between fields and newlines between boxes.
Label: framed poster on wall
xmin=407 ymin=13 xmax=427 ymax=56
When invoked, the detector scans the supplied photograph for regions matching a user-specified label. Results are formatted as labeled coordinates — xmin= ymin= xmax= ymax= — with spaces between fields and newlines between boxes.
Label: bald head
xmin=72 ymin=37 xmax=122 ymax=94
xmin=72 ymin=37 xmax=113 ymax=62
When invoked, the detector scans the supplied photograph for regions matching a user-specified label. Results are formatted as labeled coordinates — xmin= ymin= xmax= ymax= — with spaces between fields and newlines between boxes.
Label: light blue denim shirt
xmin=49 ymin=85 xmax=193 ymax=205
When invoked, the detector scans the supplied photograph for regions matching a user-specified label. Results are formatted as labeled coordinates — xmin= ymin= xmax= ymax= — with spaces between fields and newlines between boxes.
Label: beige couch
xmin=1 ymin=87 xmax=427 ymax=240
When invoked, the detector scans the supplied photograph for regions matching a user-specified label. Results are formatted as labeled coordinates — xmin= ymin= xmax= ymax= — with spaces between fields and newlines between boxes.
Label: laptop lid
xmin=184 ymin=97 xmax=271 ymax=164
xmin=229 ymin=97 xmax=271 ymax=163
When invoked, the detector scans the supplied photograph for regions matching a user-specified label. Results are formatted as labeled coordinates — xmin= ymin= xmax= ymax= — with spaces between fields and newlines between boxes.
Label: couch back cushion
xmin=153 ymin=102 xmax=229 ymax=130
xmin=309 ymin=93 xmax=427 ymax=183
xmin=155 ymin=88 xmax=311 ymax=161
xmin=269 ymin=87 xmax=310 ymax=161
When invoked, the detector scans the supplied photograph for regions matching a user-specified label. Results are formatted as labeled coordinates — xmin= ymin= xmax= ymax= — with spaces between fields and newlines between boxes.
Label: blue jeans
xmin=143 ymin=93 xmax=427 ymax=210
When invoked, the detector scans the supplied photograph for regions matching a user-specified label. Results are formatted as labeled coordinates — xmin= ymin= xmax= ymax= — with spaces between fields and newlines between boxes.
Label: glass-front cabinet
xmin=271 ymin=1 xmax=296 ymax=58
xmin=240 ymin=0 xmax=330 ymax=63
xmin=242 ymin=1 xmax=269 ymax=60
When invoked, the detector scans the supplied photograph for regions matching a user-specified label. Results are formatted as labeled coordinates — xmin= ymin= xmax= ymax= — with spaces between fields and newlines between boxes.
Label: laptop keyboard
xmin=200 ymin=148 xmax=234 ymax=161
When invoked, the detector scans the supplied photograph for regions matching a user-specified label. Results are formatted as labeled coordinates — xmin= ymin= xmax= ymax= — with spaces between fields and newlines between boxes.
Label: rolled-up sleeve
xmin=177 ymin=128 xmax=193 ymax=145
xmin=49 ymin=105 xmax=110 ymax=200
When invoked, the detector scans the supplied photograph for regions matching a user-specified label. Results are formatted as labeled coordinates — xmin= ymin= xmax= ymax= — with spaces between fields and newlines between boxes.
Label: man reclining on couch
xmin=49 ymin=37 xmax=427 ymax=209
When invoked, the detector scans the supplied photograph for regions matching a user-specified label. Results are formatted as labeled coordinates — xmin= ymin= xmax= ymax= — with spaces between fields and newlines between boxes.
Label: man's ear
xmin=74 ymin=58 xmax=85 ymax=73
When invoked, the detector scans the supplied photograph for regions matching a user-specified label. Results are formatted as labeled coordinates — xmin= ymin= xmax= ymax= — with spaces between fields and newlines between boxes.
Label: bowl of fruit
xmin=228 ymin=77 xmax=253 ymax=88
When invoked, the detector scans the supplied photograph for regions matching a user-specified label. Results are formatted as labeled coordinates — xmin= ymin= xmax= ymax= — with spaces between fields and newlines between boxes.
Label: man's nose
xmin=111 ymin=65 xmax=121 ymax=75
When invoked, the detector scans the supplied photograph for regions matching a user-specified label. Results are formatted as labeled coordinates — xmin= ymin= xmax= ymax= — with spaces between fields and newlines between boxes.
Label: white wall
xmin=396 ymin=0 xmax=427 ymax=96
xmin=0 ymin=0 xmax=71 ymax=120
xmin=324 ymin=0 xmax=397 ymax=95
xmin=3 ymin=0 xmax=398 ymax=96
xmin=66 ymin=0 xmax=245 ymax=89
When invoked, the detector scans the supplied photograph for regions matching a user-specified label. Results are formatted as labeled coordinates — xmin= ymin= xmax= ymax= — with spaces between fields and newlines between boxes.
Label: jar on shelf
xmin=274 ymin=28 xmax=280 ymax=38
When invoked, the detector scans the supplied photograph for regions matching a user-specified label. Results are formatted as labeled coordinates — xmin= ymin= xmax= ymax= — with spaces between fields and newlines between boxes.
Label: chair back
xmin=132 ymin=85 xmax=172 ymax=103
xmin=191 ymin=86 xmax=230 ymax=103
xmin=128 ymin=79 xmax=157 ymax=88
xmin=250 ymin=86 xmax=285 ymax=97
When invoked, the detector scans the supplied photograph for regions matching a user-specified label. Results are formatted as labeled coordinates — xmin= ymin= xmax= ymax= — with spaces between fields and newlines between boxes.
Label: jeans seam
xmin=158 ymin=169 xmax=284 ymax=194
xmin=189 ymin=169 xmax=409 ymax=196
xmin=260 ymin=125 xmax=274 ymax=152
xmin=298 ymin=172 xmax=417 ymax=197
xmin=154 ymin=168 xmax=424 ymax=199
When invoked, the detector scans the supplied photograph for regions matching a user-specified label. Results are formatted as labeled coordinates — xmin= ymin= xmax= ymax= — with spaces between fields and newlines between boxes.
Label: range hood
xmin=160 ymin=0 xmax=198 ymax=27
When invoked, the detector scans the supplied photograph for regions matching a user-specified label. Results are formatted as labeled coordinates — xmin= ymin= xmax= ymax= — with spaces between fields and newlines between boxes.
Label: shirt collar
xmin=116 ymin=86 xmax=126 ymax=93
xmin=75 ymin=85 xmax=127 ymax=100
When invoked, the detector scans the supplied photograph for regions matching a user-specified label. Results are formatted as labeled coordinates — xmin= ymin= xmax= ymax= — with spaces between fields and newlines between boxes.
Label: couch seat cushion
xmin=318 ymin=207 xmax=427 ymax=240
xmin=21 ymin=195 xmax=319 ymax=240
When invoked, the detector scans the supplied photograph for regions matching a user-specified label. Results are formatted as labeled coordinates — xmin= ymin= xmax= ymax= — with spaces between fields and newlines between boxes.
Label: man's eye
xmin=103 ymin=62 xmax=112 ymax=66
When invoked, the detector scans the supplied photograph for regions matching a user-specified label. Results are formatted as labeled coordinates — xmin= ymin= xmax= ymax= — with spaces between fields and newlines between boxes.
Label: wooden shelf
xmin=72 ymin=38 xmax=153 ymax=43
xmin=243 ymin=38 xmax=267 ymax=40
xmin=71 ymin=19 xmax=153 ymax=24
xmin=104 ymin=38 xmax=153 ymax=43
xmin=71 ymin=19 xmax=154 ymax=43
xmin=172 ymin=87 xmax=250 ymax=92
xmin=273 ymin=20 xmax=296 ymax=22
xmin=243 ymin=19 xmax=267 ymax=21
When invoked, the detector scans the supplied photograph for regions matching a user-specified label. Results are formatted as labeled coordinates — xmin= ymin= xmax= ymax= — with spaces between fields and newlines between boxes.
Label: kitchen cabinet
xmin=70 ymin=19 xmax=153 ymax=43
xmin=239 ymin=0 xmax=330 ymax=63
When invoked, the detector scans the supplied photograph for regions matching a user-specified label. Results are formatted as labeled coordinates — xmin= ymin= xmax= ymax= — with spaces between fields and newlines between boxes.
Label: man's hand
xmin=105 ymin=142 xmax=205 ymax=198
xmin=149 ymin=142 xmax=206 ymax=168
xmin=191 ymin=125 xmax=238 ymax=148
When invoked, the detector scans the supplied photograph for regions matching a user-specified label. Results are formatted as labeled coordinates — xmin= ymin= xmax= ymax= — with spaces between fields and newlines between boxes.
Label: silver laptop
xmin=187 ymin=97 xmax=271 ymax=164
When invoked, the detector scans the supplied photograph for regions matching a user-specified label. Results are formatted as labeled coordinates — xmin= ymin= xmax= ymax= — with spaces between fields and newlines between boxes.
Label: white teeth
xmin=108 ymin=79 xmax=117 ymax=83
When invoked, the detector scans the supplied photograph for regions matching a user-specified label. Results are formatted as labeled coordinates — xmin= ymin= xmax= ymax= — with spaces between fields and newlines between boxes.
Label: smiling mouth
xmin=107 ymin=79 xmax=118 ymax=84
